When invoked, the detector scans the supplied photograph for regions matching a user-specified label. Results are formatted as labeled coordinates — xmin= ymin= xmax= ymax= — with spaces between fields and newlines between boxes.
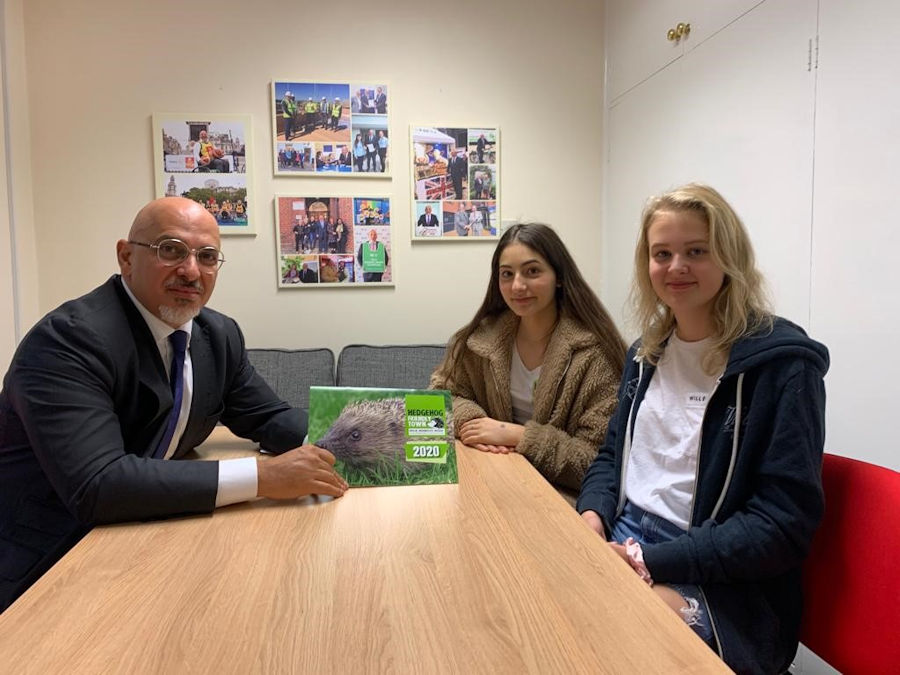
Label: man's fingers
xmin=313 ymin=446 xmax=336 ymax=465
xmin=309 ymin=479 xmax=346 ymax=498
xmin=318 ymin=466 xmax=348 ymax=490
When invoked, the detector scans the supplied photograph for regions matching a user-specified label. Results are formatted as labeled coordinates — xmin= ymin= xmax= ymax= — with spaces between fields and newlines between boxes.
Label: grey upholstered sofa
xmin=247 ymin=344 xmax=446 ymax=412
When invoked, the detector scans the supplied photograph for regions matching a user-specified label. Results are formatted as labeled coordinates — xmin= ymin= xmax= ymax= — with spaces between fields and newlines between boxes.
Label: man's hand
xmin=256 ymin=445 xmax=348 ymax=500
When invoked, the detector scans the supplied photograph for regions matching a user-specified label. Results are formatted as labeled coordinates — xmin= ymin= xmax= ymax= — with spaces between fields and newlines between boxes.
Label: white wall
xmin=1 ymin=0 xmax=38 ymax=374
xmin=11 ymin=0 xmax=606 ymax=359
xmin=0 ymin=8 xmax=14 ymax=374
xmin=809 ymin=0 xmax=900 ymax=471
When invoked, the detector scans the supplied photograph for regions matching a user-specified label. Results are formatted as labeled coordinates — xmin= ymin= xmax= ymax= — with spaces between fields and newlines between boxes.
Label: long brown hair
xmin=441 ymin=223 xmax=626 ymax=381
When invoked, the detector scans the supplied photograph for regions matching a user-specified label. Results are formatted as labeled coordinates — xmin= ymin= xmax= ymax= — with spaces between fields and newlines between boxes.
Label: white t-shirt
xmin=625 ymin=334 xmax=722 ymax=529
xmin=510 ymin=346 xmax=541 ymax=425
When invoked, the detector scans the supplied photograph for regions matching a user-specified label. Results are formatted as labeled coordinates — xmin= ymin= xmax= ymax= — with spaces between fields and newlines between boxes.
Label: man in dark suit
xmin=0 ymin=197 xmax=347 ymax=612
xmin=314 ymin=214 xmax=328 ymax=253
xmin=472 ymin=172 xmax=485 ymax=200
xmin=358 ymin=88 xmax=371 ymax=113
xmin=364 ymin=129 xmax=378 ymax=172
xmin=300 ymin=262 xmax=318 ymax=283
xmin=374 ymin=86 xmax=387 ymax=114
xmin=475 ymin=133 xmax=491 ymax=163
xmin=416 ymin=205 xmax=440 ymax=236
xmin=449 ymin=150 xmax=467 ymax=200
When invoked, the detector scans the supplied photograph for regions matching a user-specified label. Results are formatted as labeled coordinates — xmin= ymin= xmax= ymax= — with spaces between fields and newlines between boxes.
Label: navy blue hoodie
xmin=577 ymin=317 xmax=828 ymax=675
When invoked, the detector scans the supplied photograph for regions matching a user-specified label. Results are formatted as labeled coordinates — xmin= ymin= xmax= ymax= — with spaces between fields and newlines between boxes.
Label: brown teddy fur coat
xmin=431 ymin=311 xmax=621 ymax=492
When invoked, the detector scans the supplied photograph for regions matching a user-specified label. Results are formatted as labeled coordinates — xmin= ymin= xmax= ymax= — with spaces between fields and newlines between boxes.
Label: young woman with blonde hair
xmin=431 ymin=223 xmax=626 ymax=498
xmin=577 ymin=184 xmax=828 ymax=674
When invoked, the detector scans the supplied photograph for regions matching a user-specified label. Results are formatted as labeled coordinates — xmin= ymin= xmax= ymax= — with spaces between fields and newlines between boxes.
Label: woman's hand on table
xmin=471 ymin=443 xmax=516 ymax=454
xmin=459 ymin=417 xmax=523 ymax=449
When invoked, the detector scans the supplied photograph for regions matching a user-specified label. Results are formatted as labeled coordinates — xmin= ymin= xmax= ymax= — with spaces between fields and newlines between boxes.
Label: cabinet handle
xmin=668 ymin=23 xmax=691 ymax=42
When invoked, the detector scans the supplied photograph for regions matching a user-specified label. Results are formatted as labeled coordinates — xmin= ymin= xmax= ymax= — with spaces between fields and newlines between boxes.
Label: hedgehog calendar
xmin=308 ymin=387 xmax=457 ymax=487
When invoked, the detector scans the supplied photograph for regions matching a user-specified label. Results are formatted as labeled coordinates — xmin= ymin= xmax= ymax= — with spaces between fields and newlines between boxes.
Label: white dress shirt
xmin=121 ymin=279 xmax=257 ymax=506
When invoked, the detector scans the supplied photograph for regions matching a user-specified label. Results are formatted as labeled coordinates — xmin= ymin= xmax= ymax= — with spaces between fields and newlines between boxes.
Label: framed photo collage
xmin=153 ymin=80 xmax=499 ymax=289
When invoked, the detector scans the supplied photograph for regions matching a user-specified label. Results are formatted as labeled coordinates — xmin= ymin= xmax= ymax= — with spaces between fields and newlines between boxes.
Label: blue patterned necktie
xmin=154 ymin=330 xmax=188 ymax=458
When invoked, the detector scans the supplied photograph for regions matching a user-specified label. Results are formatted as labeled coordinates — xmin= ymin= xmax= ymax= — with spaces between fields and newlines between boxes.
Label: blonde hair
xmin=631 ymin=183 xmax=772 ymax=371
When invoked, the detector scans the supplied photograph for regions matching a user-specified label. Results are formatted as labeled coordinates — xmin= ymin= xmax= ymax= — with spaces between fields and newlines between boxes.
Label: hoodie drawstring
xmin=711 ymin=372 xmax=744 ymax=520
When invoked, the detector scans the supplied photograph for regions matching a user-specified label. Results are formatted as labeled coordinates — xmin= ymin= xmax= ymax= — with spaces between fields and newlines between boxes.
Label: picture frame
xmin=271 ymin=80 xmax=391 ymax=178
xmin=274 ymin=195 xmax=393 ymax=287
xmin=410 ymin=125 xmax=499 ymax=240
xmin=152 ymin=113 xmax=254 ymax=236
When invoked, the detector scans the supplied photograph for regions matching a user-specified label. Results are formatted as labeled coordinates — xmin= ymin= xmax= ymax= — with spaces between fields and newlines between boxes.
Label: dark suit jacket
xmin=417 ymin=213 xmax=440 ymax=229
xmin=449 ymin=156 xmax=467 ymax=179
xmin=0 ymin=275 xmax=306 ymax=610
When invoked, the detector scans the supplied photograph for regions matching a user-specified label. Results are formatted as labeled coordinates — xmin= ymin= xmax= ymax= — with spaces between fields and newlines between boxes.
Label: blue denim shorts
xmin=610 ymin=502 xmax=715 ymax=648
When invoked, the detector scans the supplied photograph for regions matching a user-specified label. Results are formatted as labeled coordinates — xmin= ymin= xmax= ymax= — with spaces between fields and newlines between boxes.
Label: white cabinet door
xmin=603 ymin=0 xmax=818 ymax=338
xmin=680 ymin=0 xmax=767 ymax=55
xmin=606 ymin=0 xmax=685 ymax=102
xmin=810 ymin=0 xmax=900 ymax=471
xmin=606 ymin=0 xmax=765 ymax=102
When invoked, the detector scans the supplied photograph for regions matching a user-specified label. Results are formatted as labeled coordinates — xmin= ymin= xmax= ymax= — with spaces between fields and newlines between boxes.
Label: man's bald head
xmin=128 ymin=197 xmax=218 ymax=244
xmin=117 ymin=197 xmax=221 ymax=328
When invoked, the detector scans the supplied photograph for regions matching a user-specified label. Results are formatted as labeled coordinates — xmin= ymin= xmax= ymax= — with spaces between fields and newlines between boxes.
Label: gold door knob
xmin=676 ymin=22 xmax=691 ymax=38
xmin=667 ymin=28 xmax=677 ymax=41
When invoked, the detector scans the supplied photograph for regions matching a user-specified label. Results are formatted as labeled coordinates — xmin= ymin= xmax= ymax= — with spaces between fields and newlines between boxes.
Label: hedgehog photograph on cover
xmin=312 ymin=394 xmax=457 ymax=486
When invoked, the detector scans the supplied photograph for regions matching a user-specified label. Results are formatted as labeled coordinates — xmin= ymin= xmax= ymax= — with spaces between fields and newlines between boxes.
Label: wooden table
xmin=0 ymin=428 xmax=729 ymax=673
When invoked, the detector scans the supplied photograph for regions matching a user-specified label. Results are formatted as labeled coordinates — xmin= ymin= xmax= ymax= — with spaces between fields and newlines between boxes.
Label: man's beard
xmin=159 ymin=304 xmax=200 ymax=326
xmin=159 ymin=279 xmax=204 ymax=326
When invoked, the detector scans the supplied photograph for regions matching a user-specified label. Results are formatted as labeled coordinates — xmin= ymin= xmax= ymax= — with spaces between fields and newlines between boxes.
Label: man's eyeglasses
xmin=129 ymin=238 xmax=225 ymax=272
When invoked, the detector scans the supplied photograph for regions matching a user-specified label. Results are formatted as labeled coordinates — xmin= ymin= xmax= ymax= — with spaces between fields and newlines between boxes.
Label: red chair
xmin=800 ymin=453 xmax=900 ymax=673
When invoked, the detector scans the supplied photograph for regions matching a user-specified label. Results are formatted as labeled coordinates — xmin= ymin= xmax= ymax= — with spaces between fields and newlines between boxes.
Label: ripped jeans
xmin=610 ymin=502 xmax=716 ymax=648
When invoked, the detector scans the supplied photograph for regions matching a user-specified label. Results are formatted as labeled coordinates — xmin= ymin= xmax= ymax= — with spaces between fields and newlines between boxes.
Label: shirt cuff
xmin=215 ymin=457 xmax=258 ymax=508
